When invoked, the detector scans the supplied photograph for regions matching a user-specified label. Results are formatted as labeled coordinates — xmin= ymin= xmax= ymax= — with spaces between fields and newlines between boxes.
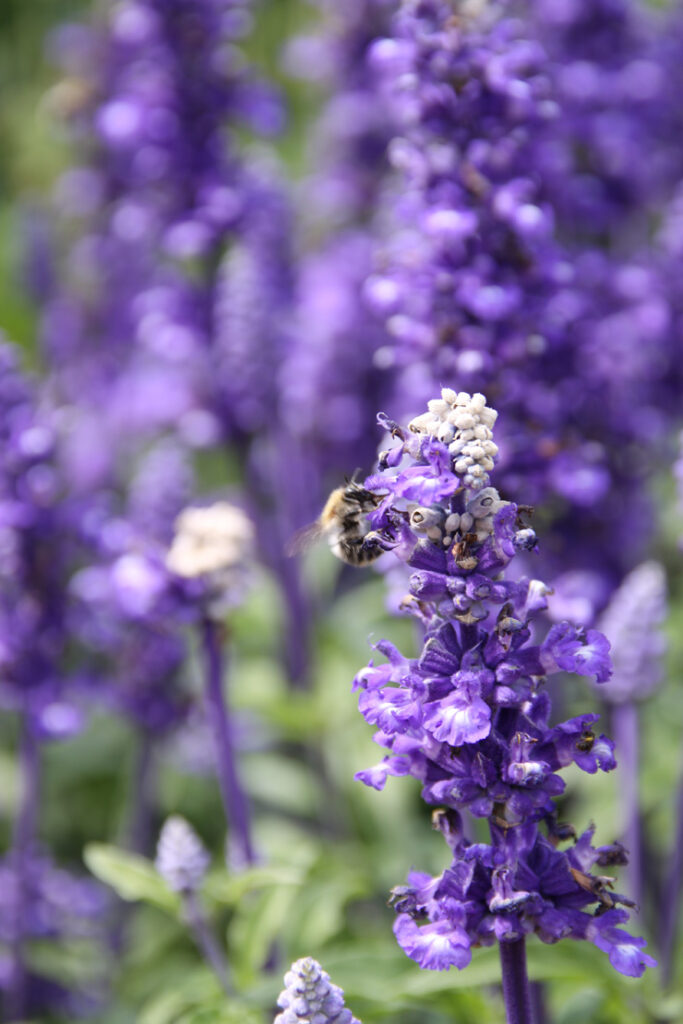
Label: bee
xmin=287 ymin=481 xmax=384 ymax=567
xmin=576 ymin=729 xmax=596 ymax=753
xmin=451 ymin=532 xmax=479 ymax=571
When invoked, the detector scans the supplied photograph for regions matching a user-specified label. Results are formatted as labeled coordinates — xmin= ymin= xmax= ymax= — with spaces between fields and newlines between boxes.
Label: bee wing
xmin=285 ymin=520 xmax=325 ymax=557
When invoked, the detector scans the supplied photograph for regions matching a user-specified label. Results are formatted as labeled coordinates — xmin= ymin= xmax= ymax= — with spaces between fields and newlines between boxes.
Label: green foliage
xmin=84 ymin=844 xmax=181 ymax=912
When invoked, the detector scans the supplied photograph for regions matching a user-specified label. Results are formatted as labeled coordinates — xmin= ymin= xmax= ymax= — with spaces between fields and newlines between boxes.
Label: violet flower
xmin=530 ymin=0 xmax=665 ymax=240
xmin=45 ymin=0 xmax=315 ymax=696
xmin=352 ymin=391 xmax=654 ymax=1020
xmin=290 ymin=0 xmax=394 ymax=230
xmin=274 ymin=957 xmax=361 ymax=1024
xmin=364 ymin=0 xmax=671 ymax=605
xmin=0 ymin=340 xmax=104 ymax=1017
xmin=280 ymin=0 xmax=397 ymax=498
xmin=0 ymin=849 xmax=108 ymax=1019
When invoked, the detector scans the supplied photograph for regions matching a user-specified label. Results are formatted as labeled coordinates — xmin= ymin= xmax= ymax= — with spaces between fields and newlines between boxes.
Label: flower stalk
xmin=126 ymin=730 xmax=157 ymax=856
xmin=660 ymin=759 xmax=683 ymax=985
xmin=183 ymin=888 xmax=232 ymax=994
xmin=7 ymin=719 xmax=41 ymax=1021
xmin=611 ymin=702 xmax=641 ymax=910
xmin=201 ymin=617 xmax=255 ymax=868
xmin=500 ymin=938 xmax=533 ymax=1024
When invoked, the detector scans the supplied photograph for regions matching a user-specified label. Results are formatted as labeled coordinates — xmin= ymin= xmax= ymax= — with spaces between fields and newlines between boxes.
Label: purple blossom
xmin=352 ymin=392 xmax=653 ymax=978
xmin=363 ymin=0 xmax=672 ymax=612
xmin=541 ymin=623 xmax=612 ymax=683
xmin=0 ymin=850 xmax=108 ymax=1018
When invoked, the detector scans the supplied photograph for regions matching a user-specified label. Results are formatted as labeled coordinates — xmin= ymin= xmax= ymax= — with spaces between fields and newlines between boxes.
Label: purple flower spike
xmin=598 ymin=561 xmax=667 ymax=704
xmin=365 ymin=0 xmax=673 ymax=614
xmin=350 ymin=392 xmax=654 ymax=980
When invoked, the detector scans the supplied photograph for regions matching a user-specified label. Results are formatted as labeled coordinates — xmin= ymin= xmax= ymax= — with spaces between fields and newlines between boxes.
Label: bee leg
xmin=363 ymin=530 xmax=391 ymax=551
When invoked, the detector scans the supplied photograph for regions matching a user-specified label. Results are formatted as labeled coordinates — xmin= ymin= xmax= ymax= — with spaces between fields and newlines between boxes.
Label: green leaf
xmin=229 ymin=884 xmax=298 ymax=987
xmin=138 ymin=965 xmax=263 ymax=1024
xmin=84 ymin=843 xmax=180 ymax=913
xmin=203 ymin=864 xmax=303 ymax=907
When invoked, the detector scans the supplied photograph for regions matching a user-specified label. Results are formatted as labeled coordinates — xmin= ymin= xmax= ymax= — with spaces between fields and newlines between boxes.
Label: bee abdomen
xmin=333 ymin=534 xmax=384 ymax=567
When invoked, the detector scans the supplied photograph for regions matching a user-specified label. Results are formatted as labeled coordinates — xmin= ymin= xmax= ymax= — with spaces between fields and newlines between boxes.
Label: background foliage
xmin=0 ymin=1 xmax=682 ymax=1022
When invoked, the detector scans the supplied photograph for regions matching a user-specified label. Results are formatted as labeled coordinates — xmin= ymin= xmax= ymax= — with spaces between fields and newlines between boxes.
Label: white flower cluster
xmin=155 ymin=815 xmax=210 ymax=893
xmin=409 ymin=486 xmax=509 ymax=546
xmin=408 ymin=389 xmax=499 ymax=489
xmin=166 ymin=501 xmax=254 ymax=615
xmin=274 ymin=957 xmax=360 ymax=1024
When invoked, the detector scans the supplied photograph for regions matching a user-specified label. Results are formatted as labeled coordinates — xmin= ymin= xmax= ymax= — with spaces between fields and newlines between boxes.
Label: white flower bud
xmin=408 ymin=391 xmax=500 ymax=488
xmin=408 ymin=411 xmax=434 ymax=434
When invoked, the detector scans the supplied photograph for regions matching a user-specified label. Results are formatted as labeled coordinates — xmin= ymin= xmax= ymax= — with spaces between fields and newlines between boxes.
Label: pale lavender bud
xmin=155 ymin=816 xmax=210 ymax=893
xmin=598 ymin=561 xmax=667 ymax=703
xmin=274 ymin=957 xmax=361 ymax=1024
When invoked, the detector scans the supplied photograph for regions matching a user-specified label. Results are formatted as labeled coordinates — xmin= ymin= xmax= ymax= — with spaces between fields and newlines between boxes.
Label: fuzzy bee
xmin=576 ymin=729 xmax=596 ymax=753
xmin=287 ymin=481 xmax=384 ymax=567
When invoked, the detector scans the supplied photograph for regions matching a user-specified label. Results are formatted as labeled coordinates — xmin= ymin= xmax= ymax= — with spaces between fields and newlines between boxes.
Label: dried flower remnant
xmin=353 ymin=393 xmax=655 ymax=987
xmin=274 ymin=957 xmax=361 ymax=1024
xmin=167 ymin=501 xmax=255 ymax=616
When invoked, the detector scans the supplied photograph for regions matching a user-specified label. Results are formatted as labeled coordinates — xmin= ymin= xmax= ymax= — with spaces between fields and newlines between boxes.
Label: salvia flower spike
xmin=354 ymin=390 xmax=656 ymax=984
xmin=274 ymin=957 xmax=361 ymax=1024
xmin=155 ymin=816 xmax=210 ymax=894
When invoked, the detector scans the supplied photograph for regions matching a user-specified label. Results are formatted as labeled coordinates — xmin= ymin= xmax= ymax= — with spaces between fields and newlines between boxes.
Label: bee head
xmin=343 ymin=481 xmax=380 ymax=508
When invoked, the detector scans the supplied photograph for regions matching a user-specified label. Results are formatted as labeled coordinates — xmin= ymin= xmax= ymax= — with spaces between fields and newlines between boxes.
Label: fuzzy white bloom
xmin=408 ymin=389 xmax=499 ymax=489
xmin=274 ymin=957 xmax=361 ymax=1024
xmin=166 ymin=502 xmax=254 ymax=615
xmin=155 ymin=815 xmax=210 ymax=893
xmin=166 ymin=502 xmax=254 ymax=578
